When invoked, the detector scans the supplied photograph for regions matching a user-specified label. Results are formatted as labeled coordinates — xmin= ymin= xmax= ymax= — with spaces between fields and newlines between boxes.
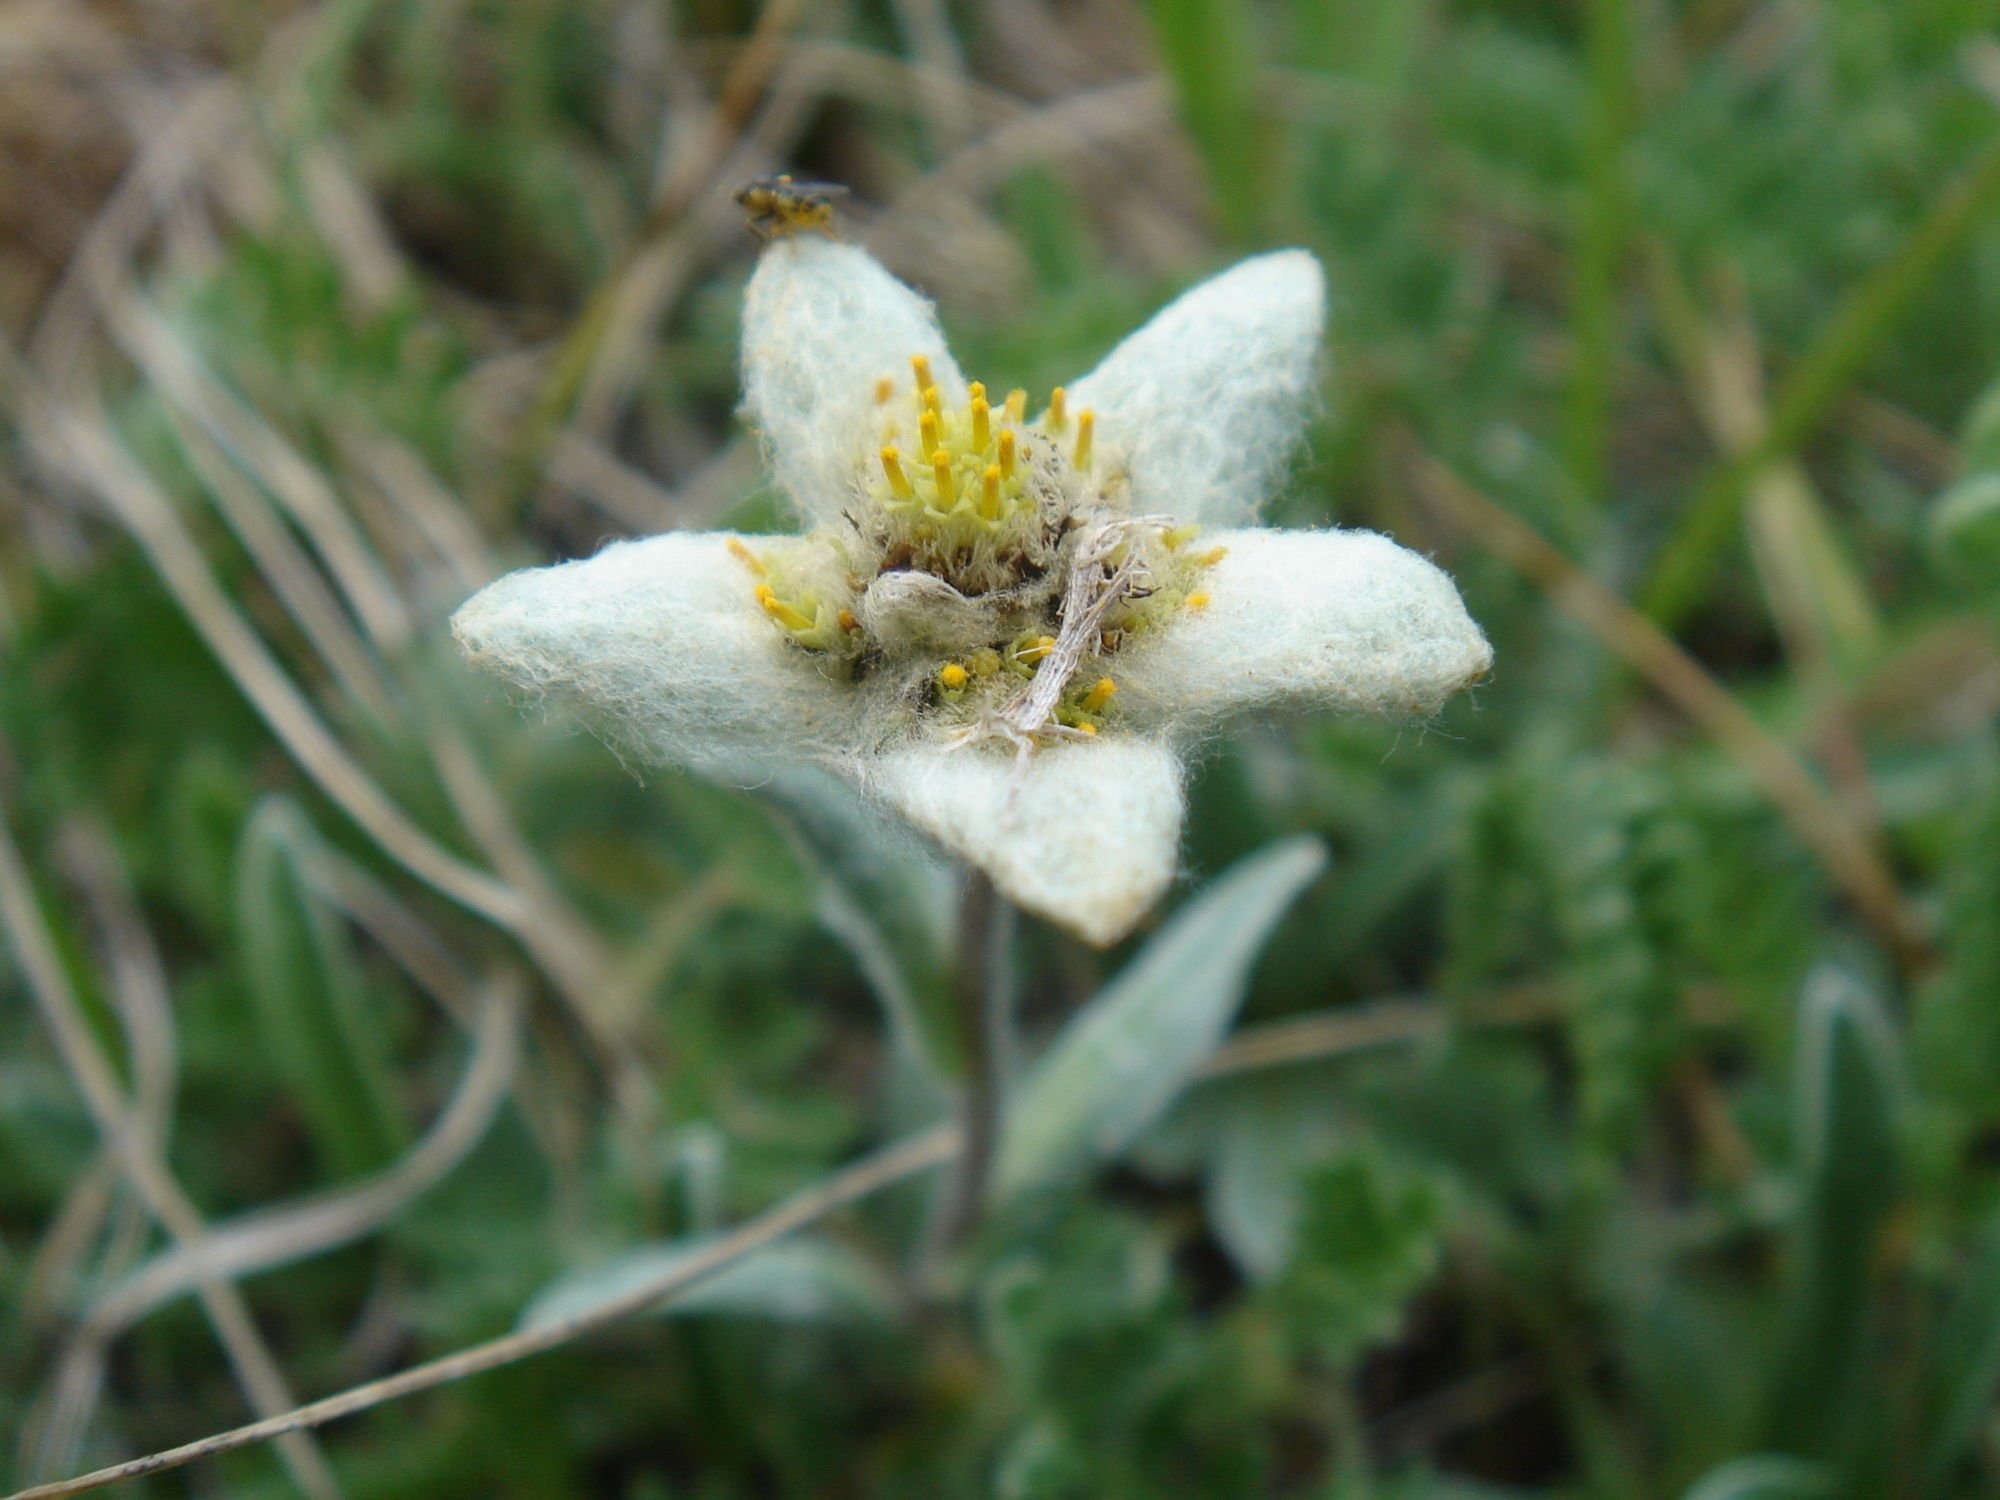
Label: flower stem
xmin=933 ymin=868 xmax=1013 ymax=1246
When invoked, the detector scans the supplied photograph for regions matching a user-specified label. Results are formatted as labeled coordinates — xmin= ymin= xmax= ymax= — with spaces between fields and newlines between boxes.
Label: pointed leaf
xmin=520 ymin=1234 xmax=895 ymax=1330
xmin=234 ymin=798 xmax=408 ymax=1178
xmin=1202 ymin=1081 xmax=1347 ymax=1280
xmin=1763 ymin=966 xmax=1905 ymax=1460
xmin=1930 ymin=473 xmax=2000 ymax=586
xmin=996 ymin=837 xmax=1326 ymax=1200
xmin=1681 ymin=1455 xmax=1835 ymax=1500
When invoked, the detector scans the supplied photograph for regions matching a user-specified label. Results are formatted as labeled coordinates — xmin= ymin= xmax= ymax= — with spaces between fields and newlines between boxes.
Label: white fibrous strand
xmin=949 ymin=518 xmax=1156 ymax=763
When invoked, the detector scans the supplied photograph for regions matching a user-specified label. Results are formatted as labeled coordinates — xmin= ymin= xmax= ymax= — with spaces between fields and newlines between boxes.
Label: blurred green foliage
xmin=4 ymin=0 xmax=2000 ymax=1497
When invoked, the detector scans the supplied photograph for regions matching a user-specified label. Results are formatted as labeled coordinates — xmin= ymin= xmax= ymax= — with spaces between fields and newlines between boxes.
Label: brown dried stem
xmin=1406 ymin=446 xmax=1930 ymax=973
xmin=0 ymin=800 xmax=344 ymax=1500
xmin=11 ymin=988 xmax=1554 ymax=1500
xmin=4 ymin=1127 xmax=960 ymax=1500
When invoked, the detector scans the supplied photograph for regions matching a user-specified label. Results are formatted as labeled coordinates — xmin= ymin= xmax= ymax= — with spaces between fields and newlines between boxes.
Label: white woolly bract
xmin=1110 ymin=528 xmax=1493 ymax=731
xmin=868 ymin=737 xmax=1185 ymax=947
xmin=453 ymin=242 xmax=1493 ymax=950
xmin=450 ymin=531 xmax=863 ymax=771
xmin=1065 ymin=251 xmax=1325 ymax=524
xmin=740 ymin=239 xmax=966 ymax=523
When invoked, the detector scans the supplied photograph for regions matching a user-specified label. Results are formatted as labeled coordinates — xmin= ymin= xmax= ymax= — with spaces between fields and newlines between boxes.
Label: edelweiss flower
xmin=453 ymin=239 xmax=1490 ymax=945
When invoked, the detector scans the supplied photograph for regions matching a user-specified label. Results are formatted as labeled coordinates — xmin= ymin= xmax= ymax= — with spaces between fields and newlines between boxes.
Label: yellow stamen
xmin=1015 ymin=634 xmax=1055 ymax=665
xmin=874 ymin=375 xmax=895 ymax=405
xmin=1048 ymin=386 xmax=1068 ymax=430
xmin=759 ymin=590 xmax=814 ymax=633
xmin=921 ymin=384 xmax=941 ymax=415
xmin=1196 ymin=545 xmax=1229 ymax=566
xmin=726 ymin=537 xmax=766 ymax=575
xmin=970 ymin=392 xmax=991 ymax=450
xmin=938 ymin=662 xmax=969 ymax=690
xmin=1074 ymin=408 xmax=1095 ymax=469
xmin=910 ymin=354 xmax=933 ymax=395
xmin=1077 ymin=722 xmax=1098 ymax=735
xmin=997 ymin=428 xmax=1016 ymax=479
xmin=838 ymin=609 xmax=859 ymax=632
xmin=931 ymin=448 xmax=955 ymax=505
xmin=1186 ymin=591 xmax=1211 ymax=611
xmin=1005 ymin=389 xmax=1027 ymax=423
xmin=980 ymin=464 xmax=1002 ymax=520
xmin=880 ymin=445 xmax=914 ymax=499
xmin=1081 ymin=677 xmax=1116 ymax=714
xmin=918 ymin=410 xmax=941 ymax=460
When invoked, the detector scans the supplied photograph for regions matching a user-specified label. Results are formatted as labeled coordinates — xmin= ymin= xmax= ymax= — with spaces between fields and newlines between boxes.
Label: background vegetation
xmin=5 ymin=0 xmax=2000 ymax=1495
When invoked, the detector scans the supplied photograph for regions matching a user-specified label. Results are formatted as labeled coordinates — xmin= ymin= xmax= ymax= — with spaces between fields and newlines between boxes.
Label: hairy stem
xmin=933 ymin=869 xmax=1014 ymax=1246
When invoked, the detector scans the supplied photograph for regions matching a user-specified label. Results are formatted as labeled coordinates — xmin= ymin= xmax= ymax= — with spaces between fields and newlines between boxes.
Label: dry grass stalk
xmin=1407 ymin=446 xmax=1931 ymax=973
xmin=5 ymin=1126 xmax=963 ymax=1500
xmin=0 ymin=798 xmax=345 ymax=1500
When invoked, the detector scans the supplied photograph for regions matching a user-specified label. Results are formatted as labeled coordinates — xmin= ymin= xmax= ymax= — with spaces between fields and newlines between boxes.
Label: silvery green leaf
xmin=1681 ymin=1455 xmax=1835 ymax=1500
xmin=1929 ymin=473 xmax=2000 ymax=585
xmin=234 ymin=798 xmax=408 ymax=1180
xmin=1204 ymin=1082 xmax=1346 ymax=1280
xmin=995 ymin=836 xmax=1327 ymax=1200
xmin=519 ymin=1234 xmax=895 ymax=1330
xmin=1958 ymin=378 xmax=2000 ymax=473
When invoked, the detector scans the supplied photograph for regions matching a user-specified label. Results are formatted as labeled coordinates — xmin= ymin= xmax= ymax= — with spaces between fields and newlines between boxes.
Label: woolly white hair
xmin=868 ymin=737 xmax=1185 ymax=947
xmin=453 ymin=242 xmax=1492 ymax=948
xmin=450 ymin=531 xmax=865 ymax=772
xmin=1067 ymin=250 xmax=1325 ymax=524
xmin=740 ymin=239 xmax=967 ymax=524
xmin=1111 ymin=528 xmax=1495 ymax=733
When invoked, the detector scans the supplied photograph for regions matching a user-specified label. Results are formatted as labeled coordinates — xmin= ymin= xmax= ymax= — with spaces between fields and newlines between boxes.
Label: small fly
xmin=735 ymin=174 xmax=849 ymax=241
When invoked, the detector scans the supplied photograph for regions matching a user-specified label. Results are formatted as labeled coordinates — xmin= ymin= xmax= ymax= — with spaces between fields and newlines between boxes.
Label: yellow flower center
xmin=857 ymin=360 xmax=1086 ymax=593
xmin=731 ymin=355 xmax=1227 ymax=742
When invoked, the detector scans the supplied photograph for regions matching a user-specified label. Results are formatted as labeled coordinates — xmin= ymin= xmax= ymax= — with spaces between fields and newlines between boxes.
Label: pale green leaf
xmin=519 ymin=1235 xmax=895 ymax=1330
xmin=234 ymin=797 xmax=408 ymax=1179
xmin=1681 ymin=1455 xmax=1835 ymax=1500
xmin=995 ymin=837 xmax=1327 ymax=1200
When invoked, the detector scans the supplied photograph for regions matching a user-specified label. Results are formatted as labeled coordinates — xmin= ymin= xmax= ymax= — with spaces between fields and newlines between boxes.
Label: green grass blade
xmin=1563 ymin=0 xmax=1636 ymax=526
xmin=234 ymin=797 xmax=410 ymax=1179
xmin=1141 ymin=0 xmax=1268 ymax=241
xmin=1643 ymin=141 xmax=2000 ymax=628
xmin=1762 ymin=967 xmax=1905 ymax=1462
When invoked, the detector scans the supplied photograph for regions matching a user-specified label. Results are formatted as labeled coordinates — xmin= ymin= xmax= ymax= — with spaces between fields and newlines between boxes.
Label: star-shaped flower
xmin=453 ymin=238 xmax=1490 ymax=945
